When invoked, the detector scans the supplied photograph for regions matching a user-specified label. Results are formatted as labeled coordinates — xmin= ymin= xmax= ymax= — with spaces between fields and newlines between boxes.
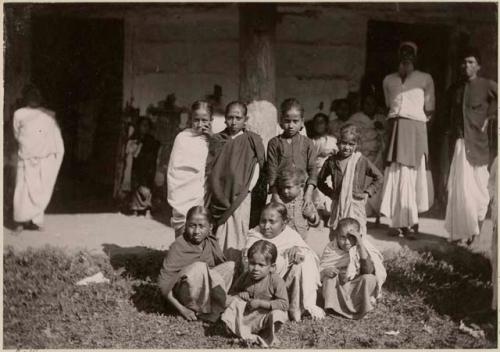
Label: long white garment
xmin=380 ymin=156 xmax=429 ymax=228
xmin=245 ymin=226 xmax=322 ymax=312
xmin=13 ymin=107 xmax=65 ymax=225
xmin=445 ymin=139 xmax=490 ymax=240
xmin=167 ymin=128 xmax=208 ymax=233
xmin=488 ymin=157 xmax=497 ymax=310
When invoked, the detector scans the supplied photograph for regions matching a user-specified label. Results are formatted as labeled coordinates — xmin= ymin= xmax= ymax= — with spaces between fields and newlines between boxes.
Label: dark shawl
xmin=206 ymin=129 xmax=266 ymax=226
xmin=445 ymin=77 xmax=497 ymax=166
xmin=132 ymin=133 xmax=160 ymax=188
xmin=158 ymin=233 xmax=226 ymax=295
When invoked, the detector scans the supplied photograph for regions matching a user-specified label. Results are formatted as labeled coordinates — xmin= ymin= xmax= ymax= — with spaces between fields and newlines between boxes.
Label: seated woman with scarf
xmin=320 ymin=217 xmax=386 ymax=319
xmin=243 ymin=202 xmax=325 ymax=322
xmin=158 ymin=206 xmax=235 ymax=322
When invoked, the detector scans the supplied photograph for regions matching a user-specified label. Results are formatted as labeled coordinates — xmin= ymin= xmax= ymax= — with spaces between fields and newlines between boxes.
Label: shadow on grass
xmin=102 ymin=244 xmax=167 ymax=282
xmin=130 ymin=282 xmax=177 ymax=315
xmin=383 ymin=243 xmax=494 ymax=333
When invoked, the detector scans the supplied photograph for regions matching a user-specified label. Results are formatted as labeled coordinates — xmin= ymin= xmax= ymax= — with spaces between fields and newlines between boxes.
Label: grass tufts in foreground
xmin=3 ymin=245 xmax=496 ymax=349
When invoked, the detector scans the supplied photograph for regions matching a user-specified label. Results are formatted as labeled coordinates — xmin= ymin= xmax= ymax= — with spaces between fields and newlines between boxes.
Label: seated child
xmin=320 ymin=217 xmax=386 ymax=320
xmin=311 ymin=113 xmax=338 ymax=221
xmin=222 ymin=240 xmax=288 ymax=347
xmin=244 ymin=202 xmax=325 ymax=321
xmin=158 ymin=206 xmax=235 ymax=322
xmin=277 ymin=167 xmax=320 ymax=240
xmin=267 ymin=98 xmax=318 ymax=207
xmin=317 ymin=124 xmax=383 ymax=236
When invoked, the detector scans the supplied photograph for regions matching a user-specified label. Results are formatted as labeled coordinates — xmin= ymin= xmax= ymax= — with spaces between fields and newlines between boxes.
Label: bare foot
xmin=307 ymin=305 xmax=325 ymax=320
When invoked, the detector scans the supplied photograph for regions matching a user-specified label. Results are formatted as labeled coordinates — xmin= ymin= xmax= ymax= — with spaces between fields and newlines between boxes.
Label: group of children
xmin=158 ymin=97 xmax=387 ymax=346
xmin=159 ymin=204 xmax=386 ymax=347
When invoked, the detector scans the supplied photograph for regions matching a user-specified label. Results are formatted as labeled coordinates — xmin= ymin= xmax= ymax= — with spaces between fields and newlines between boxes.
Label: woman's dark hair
xmin=248 ymin=240 xmax=278 ymax=265
xmin=191 ymin=100 xmax=214 ymax=119
xmin=22 ymin=84 xmax=42 ymax=105
xmin=339 ymin=123 xmax=361 ymax=144
xmin=225 ymin=101 xmax=248 ymax=117
xmin=186 ymin=205 xmax=213 ymax=225
xmin=262 ymin=202 xmax=288 ymax=223
xmin=280 ymin=98 xmax=304 ymax=117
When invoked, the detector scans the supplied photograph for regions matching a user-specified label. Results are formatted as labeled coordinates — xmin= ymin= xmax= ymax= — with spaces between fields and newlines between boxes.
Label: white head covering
xmin=399 ymin=41 xmax=418 ymax=55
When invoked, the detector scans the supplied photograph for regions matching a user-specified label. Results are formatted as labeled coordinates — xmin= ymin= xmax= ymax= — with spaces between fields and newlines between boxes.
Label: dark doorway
xmin=30 ymin=16 xmax=124 ymax=213
xmin=363 ymin=20 xmax=452 ymax=214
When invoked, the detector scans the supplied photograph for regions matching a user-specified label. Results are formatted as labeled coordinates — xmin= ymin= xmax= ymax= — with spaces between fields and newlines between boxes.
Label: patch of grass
xmin=3 ymin=245 xmax=496 ymax=349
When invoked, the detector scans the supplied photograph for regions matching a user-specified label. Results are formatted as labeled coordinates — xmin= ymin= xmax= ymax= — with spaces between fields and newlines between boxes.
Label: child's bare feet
xmin=145 ymin=210 xmax=152 ymax=219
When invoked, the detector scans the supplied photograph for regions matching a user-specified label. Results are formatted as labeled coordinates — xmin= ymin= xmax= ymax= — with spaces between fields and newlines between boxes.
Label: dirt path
xmin=3 ymin=212 xmax=493 ymax=259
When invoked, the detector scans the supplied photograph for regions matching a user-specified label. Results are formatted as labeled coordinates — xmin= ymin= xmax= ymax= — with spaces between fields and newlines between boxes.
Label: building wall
xmin=122 ymin=3 xmax=497 ymax=120
xmin=122 ymin=5 xmax=240 ymax=114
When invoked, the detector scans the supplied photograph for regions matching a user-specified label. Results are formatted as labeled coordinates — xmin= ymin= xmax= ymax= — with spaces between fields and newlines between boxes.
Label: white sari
xmin=13 ymin=107 xmax=64 ymax=225
xmin=167 ymin=128 xmax=208 ymax=234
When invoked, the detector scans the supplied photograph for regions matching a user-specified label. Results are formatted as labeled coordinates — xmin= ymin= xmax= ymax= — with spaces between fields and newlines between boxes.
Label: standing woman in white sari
xmin=167 ymin=101 xmax=213 ymax=237
xmin=13 ymin=85 xmax=65 ymax=231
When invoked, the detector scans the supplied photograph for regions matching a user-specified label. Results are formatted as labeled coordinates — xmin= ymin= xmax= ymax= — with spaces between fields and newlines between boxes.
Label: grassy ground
xmin=3 ymin=244 xmax=497 ymax=349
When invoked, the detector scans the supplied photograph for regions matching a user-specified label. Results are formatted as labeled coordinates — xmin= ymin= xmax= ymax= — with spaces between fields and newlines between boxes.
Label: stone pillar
xmin=239 ymin=4 xmax=278 ymax=227
xmin=239 ymin=3 xmax=276 ymax=103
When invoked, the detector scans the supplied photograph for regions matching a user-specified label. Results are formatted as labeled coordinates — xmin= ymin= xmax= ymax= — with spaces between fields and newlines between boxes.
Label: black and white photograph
xmin=3 ymin=1 xmax=498 ymax=349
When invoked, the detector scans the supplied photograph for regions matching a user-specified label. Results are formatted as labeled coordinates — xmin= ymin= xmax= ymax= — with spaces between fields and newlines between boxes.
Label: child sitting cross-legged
xmin=320 ymin=217 xmax=386 ymax=320
xmin=221 ymin=240 xmax=288 ymax=347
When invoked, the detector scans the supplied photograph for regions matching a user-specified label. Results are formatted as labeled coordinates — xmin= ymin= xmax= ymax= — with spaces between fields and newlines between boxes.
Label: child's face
xmin=191 ymin=109 xmax=212 ymax=134
xmin=336 ymin=224 xmax=358 ymax=251
xmin=259 ymin=209 xmax=286 ymax=239
xmin=313 ymin=118 xmax=327 ymax=136
xmin=185 ymin=213 xmax=211 ymax=245
xmin=280 ymin=108 xmax=303 ymax=137
xmin=338 ymin=134 xmax=357 ymax=159
xmin=225 ymin=105 xmax=247 ymax=135
xmin=278 ymin=179 xmax=303 ymax=202
xmin=248 ymin=252 xmax=273 ymax=281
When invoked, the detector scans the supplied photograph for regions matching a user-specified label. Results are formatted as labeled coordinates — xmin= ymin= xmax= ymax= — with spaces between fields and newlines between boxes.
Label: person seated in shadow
xmin=158 ymin=206 xmax=235 ymax=322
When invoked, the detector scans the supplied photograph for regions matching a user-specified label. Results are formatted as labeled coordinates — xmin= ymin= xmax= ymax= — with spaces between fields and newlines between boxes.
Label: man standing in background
xmin=444 ymin=48 xmax=497 ymax=246
xmin=380 ymin=41 xmax=435 ymax=239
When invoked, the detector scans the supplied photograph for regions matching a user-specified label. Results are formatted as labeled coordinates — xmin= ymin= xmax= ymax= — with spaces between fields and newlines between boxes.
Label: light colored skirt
xmin=284 ymin=261 xmax=324 ymax=321
xmin=322 ymin=274 xmax=378 ymax=320
xmin=329 ymin=197 xmax=368 ymax=236
xmin=445 ymin=139 xmax=490 ymax=240
xmin=221 ymin=297 xmax=287 ymax=347
xmin=161 ymin=261 xmax=235 ymax=315
xmin=14 ymin=153 xmax=62 ymax=225
xmin=380 ymin=155 xmax=430 ymax=228
xmin=216 ymin=193 xmax=252 ymax=262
